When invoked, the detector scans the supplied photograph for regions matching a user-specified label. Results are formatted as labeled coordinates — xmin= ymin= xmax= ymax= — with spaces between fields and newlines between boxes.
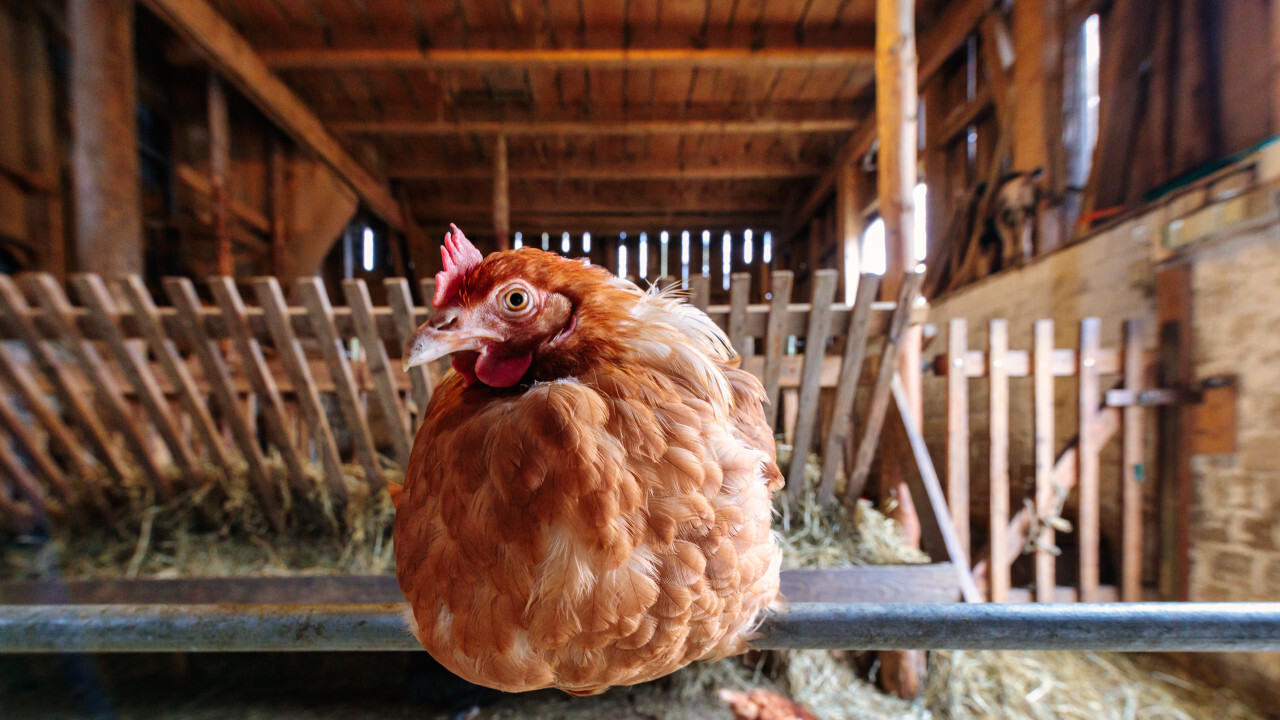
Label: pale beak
xmin=402 ymin=315 xmax=501 ymax=372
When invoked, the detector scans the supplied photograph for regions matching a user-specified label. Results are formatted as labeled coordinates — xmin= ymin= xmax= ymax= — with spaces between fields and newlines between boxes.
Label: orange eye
xmin=502 ymin=287 xmax=530 ymax=313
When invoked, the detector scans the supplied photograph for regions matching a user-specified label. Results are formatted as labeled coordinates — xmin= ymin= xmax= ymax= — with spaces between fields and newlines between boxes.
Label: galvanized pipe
xmin=1 ymin=602 xmax=1279 ymax=654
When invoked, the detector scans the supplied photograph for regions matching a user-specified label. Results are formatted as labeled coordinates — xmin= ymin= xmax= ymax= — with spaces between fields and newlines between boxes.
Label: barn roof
xmin=200 ymin=0 xmax=958 ymax=239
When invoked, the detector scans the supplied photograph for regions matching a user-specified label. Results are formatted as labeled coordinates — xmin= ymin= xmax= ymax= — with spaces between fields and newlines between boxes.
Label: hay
xmin=924 ymin=651 xmax=1264 ymax=720
xmin=1 ymin=457 xmax=399 ymax=580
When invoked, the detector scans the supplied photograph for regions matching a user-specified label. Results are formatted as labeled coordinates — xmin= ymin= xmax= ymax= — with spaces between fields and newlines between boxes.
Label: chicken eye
xmin=502 ymin=287 xmax=531 ymax=313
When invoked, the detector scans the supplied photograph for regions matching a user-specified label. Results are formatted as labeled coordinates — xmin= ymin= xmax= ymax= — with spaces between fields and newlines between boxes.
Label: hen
xmin=393 ymin=225 xmax=783 ymax=695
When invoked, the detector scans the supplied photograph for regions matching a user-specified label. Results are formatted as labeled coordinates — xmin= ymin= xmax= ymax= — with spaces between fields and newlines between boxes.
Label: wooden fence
xmin=933 ymin=317 xmax=1149 ymax=604
xmin=0 ymin=270 xmax=947 ymax=534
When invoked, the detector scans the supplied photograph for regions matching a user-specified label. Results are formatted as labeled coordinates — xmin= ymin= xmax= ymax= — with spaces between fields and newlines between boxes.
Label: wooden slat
xmin=845 ymin=271 xmax=925 ymax=501
xmin=688 ymin=274 xmax=711 ymax=312
xmin=1033 ymin=320 xmax=1056 ymax=603
xmin=206 ymin=277 xmax=311 ymax=501
xmin=936 ymin=347 xmax=1122 ymax=378
xmin=1078 ymin=318 xmax=1102 ymax=603
xmin=1121 ymin=318 xmax=1145 ymax=602
xmin=298 ymin=278 xmax=383 ymax=491
xmin=988 ymin=319 xmax=1010 ymax=603
xmin=891 ymin=374 xmax=983 ymax=603
xmin=71 ymin=275 xmax=200 ymax=480
xmin=0 ymin=441 xmax=38 ymax=530
xmin=20 ymin=275 xmax=172 ymax=499
xmin=117 ymin=276 xmax=236 ymax=484
xmin=785 ymin=269 xmax=839 ymax=499
xmin=761 ymin=270 xmax=793 ymax=429
xmin=818 ymin=274 xmax=882 ymax=504
xmin=344 ymin=280 xmax=410 ymax=467
xmin=727 ymin=273 xmax=751 ymax=359
xmin=252 ymin=277 xmax=347 ymax=508
xmin=0 ymin=346 xmax=101 ymax=501
xmin=0 ymin=277 xmax=130 ymax=483
xmin=384 ymin=278 xmax=432 ymax=425
xmin=163 ymin=278 xmax=284 ymax=530
xmin=0 ymin=383 xmax=75 ymax=506
xmin=946 ymin=318 xmax=970 ymax=558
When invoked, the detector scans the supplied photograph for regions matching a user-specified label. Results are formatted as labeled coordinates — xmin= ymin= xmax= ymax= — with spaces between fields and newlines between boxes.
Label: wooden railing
xmin=0 ymin=269 xmax=934 ymax=534
xmin=932 ymin=317 xmax=1149 ymax=604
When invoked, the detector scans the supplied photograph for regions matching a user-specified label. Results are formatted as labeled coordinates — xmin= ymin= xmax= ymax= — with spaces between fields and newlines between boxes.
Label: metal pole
xmin=1 ymin=603 xmax=1280 ymax=654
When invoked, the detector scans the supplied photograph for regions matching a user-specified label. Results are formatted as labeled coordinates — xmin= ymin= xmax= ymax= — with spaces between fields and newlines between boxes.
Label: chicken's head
xmin=403 ymin=224 xmax=631 ymax=388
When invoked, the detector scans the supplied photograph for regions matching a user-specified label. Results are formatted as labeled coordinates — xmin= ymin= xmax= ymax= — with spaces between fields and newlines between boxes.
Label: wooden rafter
xmin=333 ymin=117 xmax=862 ymax=137
xmin=138 ymin=0 xmax=403 ymax=229
xmin=388 ymin=163 xmax=826 ymax=181
xmin=261 ymin=46 xmax=875 ymax=70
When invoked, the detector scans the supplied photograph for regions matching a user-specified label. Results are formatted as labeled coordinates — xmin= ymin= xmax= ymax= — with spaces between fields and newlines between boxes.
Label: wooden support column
xmin=69 ymin=0 xmax=142 ymax=275
xmin=493 ymin=135 xmax=510 ymax=251
xmin=18 ymin=6 xmax=64 ymax=278
xmin=835 ymin=162 xmax=863 ymax=305
xmin=270 ymin=135 xmax=289 ymax=277
xmin=208 ymin=72 xmax=233 ymax=277
xmin=1157 ymin=263 xmax=1192 ymax=601
xmin=876 ymin=0 xmax=925 ymax=701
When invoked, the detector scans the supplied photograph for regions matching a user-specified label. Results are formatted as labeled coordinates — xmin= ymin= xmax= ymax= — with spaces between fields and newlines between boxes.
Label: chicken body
xmin=394 ymin=228 xmax=783 ymax=695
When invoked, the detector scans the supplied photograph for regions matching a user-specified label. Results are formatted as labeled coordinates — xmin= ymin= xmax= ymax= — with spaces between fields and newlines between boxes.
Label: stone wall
xmin=1184 ymin=225 xmax=1280 ymax=699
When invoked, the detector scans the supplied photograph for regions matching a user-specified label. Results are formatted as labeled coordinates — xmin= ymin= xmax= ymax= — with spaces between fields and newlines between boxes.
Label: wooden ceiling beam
xmin=261 ymin=46 xmax=874 ymax=71
xmin=787 ymin=0 xmax=996 ymax=234
xmin=138 ymin=0 xmax=403 ymax=229
xmin=388 ymin=163 xmax=826 ymax=181
xmin=334 ymin=118 xmax=860 ymax=137
xmin=410 ymin=214 xmax=781 ymax=235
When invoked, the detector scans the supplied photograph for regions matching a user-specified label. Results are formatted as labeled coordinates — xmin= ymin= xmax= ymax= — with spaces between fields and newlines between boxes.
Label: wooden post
xmin=875 ymin=0 xmax=925 ymax=698
xmin=988 ymin=319 xmax=1010 ymax=603
xmin=835 ymin=162 xmax=862 ymax=304
xmin=1121 ymin=318 xmax=1145 ymax=602
xmin=18 ymin=6 xmax=64 ymax=278
xmin=69 ymin=0 xmax=142 ymax=275
xmin=1033 ymin=320 xmax=1056 ymax=602
xmin=1157 ymin=264 xmax=1192 ymax=601
xmin=946 ymin=319 xmax=970 ymax=558
xmin=1078 ymin=318 xmax=1102 ymax=603
xmin=493 ymin=135 xmax=510 ymax=251
xmin=209 ymin=72 xmax=233 ymax=277
xmin=270 ymin=135 xmax=290 ymax=277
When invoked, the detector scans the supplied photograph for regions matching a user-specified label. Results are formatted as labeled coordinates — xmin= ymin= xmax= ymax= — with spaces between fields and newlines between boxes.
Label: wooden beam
xmin=261 ymin=46 xmax=875 ymax=70
xmin=69 ymin=0 xmax=142 ymax=275
xmin=138 ymin=0 xmax=402 ymax=229
xmin=789 ymin=0 xmax=994 ymax=234
xmin=332 ymin=118 xmax=861 ymax=137
xmin=389 ymin=163 xmax=826 ymax=181
xmin=493 ymin=135 xmax=510 ymax=251
xmin=208 ymin=72 xmax=233 ymax=277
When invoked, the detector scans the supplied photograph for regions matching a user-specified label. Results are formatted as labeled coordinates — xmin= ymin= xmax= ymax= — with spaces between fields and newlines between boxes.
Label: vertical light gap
xmin=681 ymin=230 xmax=691 ymax=288
xmin=361 ymin=227 xmax=375 ymax=272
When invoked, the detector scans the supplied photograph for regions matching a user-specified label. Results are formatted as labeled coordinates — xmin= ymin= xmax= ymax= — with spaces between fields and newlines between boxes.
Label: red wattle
xmin=475 ymin=349 xmax=533 ymax=388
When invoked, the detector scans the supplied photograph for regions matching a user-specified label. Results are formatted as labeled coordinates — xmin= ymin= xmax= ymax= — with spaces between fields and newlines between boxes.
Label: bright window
xmin=861 ymin=217 xmax=887 ymax=276
xmin=361 ymin=227 xmax=375 ymax=272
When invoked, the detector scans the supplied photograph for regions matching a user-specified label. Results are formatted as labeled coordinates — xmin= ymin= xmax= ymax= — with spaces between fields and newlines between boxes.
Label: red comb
xmin=434 ymin=224 xmax=482 ymax=307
